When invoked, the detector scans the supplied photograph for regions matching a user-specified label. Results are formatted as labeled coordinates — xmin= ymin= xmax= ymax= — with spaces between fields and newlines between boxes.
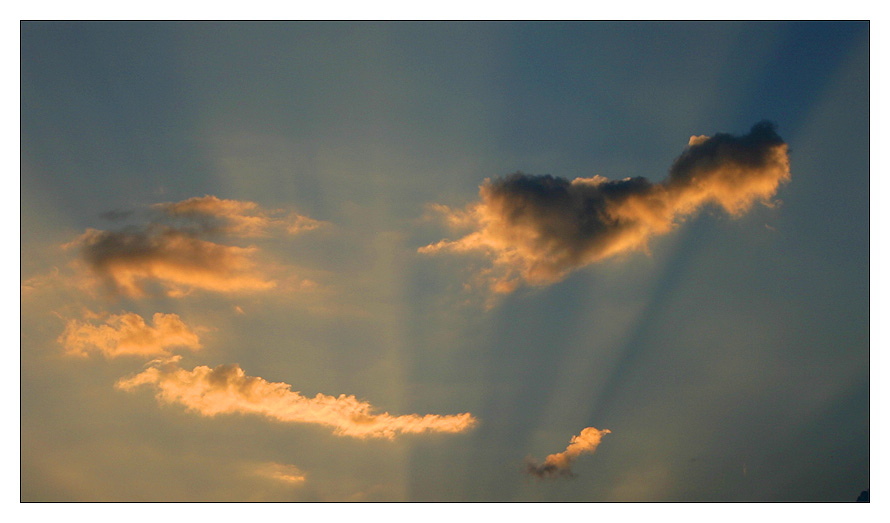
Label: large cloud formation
xmin=58 ymin=311 xmax=201 ymax=358
xmin=65 ymin=196 xmax=322 ymax=297
xmin=117 ymin=359 xmax=478 ymax=439
xmin=420 ymin=122 xmax=790 ymax=293
xmin=525 ymin=427 xmax=611 ymax=479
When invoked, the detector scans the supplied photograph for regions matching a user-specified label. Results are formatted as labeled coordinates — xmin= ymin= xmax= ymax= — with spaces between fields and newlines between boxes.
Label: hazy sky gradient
xmin=21 ymin=21 xmax=868 ymax=502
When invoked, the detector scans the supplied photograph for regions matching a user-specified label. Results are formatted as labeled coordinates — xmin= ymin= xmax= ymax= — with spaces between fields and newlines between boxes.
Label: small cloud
xmin=116 ymin=360 xmax=477 ymax=439
xmin=525 ymin=427 xmax=611 ymax=479
xmin=298 ymin=279 xmax=319 ymax=291
xmin=421 ymin=122 xmax=790 ymax=293
xmin=58 ymin=311 xmax=201 ymax=358
xmin=285 ymin=214 xmax=324 ymax=235
xmin=252 ymin=462 xmax=306 ymax=485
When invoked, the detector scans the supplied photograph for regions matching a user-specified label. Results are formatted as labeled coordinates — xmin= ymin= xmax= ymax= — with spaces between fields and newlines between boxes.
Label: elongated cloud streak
xmin=117 ymin=360 xmax=477 ymax=439
xmin=525 ymin=427 xmax=611 ymax=479
xmin=69 ymin=226 xmax=275 ymax=297
xmin=421 ymin=122 xmax=790 ymax=293
xmin=153 ymin=195 xmax=323 ymax=237
xmin=58 ymin=311 xmax=201 ymax=358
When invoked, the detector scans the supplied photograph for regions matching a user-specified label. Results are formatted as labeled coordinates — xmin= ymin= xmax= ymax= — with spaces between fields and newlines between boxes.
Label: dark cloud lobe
xmin=668 ymin=121 xmax=787 ymax=185
xmin=524 ymin=427 xmax=611 ymax=479
xmin=524 ymin=459 xmax=575 ymax=479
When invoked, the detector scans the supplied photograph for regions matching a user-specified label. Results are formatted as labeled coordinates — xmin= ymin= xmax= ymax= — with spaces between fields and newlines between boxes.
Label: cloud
xmin=117 ymin=360 xmax=478 ymax=439
xmin=525 ymin=427 xmax=611 ymax=479
xmin=252 ymin=462 xmax=307 ymax=485
xmin=21 ymin=267 xmax=65 ymax=296
xmin=420 ymin=122 xmax=790 ymax=293
xmin=67 ymin=226 xmax=276 ymax=297
xmin=61 ymin=195 xmax=326 ymax=298
xmin=58 ymin=311 xmax=201 ymax=358
xmin=153 ymin=195 xmax=324 ymax=237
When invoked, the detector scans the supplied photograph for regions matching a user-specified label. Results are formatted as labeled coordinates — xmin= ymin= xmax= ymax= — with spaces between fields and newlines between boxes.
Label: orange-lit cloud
xmin=61 ymin=195 xmax=326 ymax=298
xmin=153 ymin=195 xmax=323 ymax=237
xmin=525 ymin=427 xmax=611 ymax=479
xmin=421 ymin=122 xmax=790 ymax=293
xmin=58 ymin=311 xmax=201 ymax=358
xmin=67 ymin=226 xmax=275 ymax=297
xmin=117 ymin=360 xmax=478 ymax=439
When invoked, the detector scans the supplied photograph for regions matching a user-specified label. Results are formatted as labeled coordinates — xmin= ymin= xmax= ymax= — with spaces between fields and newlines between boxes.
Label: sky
xmin=19 ymin=21 xmax=870 ymax=503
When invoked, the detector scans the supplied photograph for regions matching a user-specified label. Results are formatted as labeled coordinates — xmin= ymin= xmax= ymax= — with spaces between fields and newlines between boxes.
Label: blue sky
xmin=20 ymin=21 xmax=869 ymax=502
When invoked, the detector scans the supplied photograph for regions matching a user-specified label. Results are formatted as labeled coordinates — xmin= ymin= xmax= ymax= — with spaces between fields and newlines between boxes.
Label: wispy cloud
xmin=152 ymin=195 xmax=324 ymax=237
xmin=58 ymin=311 xmax=201 ymax=358
xmin=117 ymin=359 xmax=478 ymax=439
xmin=251 ymin=462 xmax=307 ymax=485
xmin=525 ymin=427 xmax=611 ymax=479
xmin=421 ymin=122 xmax=790 ymax=293
xmin=21 ymin=267 xmax=65 ymax=296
